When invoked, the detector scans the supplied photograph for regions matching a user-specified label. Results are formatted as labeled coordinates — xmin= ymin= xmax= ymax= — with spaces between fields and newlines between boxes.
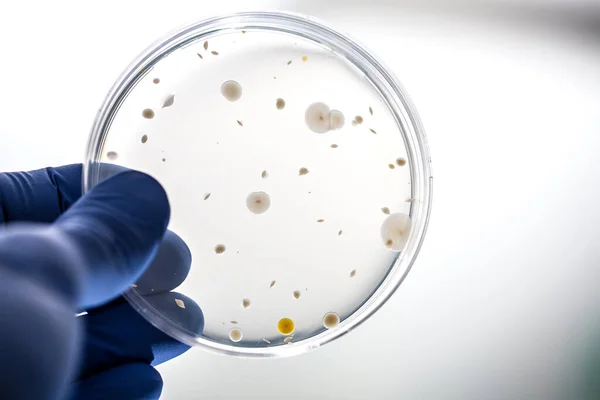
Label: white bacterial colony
xmin=322 ymin=312 xmax=340 ymax=329
xmin=380 ymin=213 xmax=412 ymax=252
xmin=246 ymin=191 xmax=271 ymax=214
xmin=229 ymin=328 xmax=243 ymax=342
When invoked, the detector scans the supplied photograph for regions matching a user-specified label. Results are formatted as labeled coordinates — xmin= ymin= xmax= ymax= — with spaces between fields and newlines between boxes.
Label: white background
xmin=1 ymin=1 xmax=599 ymax=399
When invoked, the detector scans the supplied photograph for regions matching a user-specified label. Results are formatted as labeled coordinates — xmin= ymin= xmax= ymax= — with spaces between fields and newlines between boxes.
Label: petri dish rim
xmin=83 ymin=11 xmax=433 ymax=358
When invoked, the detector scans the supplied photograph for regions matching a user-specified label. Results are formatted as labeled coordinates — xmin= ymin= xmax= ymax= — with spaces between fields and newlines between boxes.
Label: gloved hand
xmin=0 ymin=164 xmax=204 ymax=400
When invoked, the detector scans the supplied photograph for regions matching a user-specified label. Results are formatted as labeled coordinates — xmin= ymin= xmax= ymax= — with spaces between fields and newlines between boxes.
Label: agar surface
xmin=112 ymin=32 xmax=414 ymax=348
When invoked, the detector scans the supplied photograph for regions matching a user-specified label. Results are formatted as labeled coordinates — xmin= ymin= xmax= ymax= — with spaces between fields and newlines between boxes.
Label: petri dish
xmin=84 ymin=12 xmax=432 ymax=357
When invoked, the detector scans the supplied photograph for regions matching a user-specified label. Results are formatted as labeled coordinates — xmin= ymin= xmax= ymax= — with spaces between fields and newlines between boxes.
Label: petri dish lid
xmin=84 ymin=12 xmax=432 ymax=357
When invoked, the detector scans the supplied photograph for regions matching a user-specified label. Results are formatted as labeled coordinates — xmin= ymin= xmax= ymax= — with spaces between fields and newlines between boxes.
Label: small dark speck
xmin=338 ymin=230 xmax=343 ymax=236
xmin=287 ymin=60 xmax=292 ymax=65
xmin=370 ymin=128 xmax=377 ymax=134
xmin=276 ymin=98 xmax=286 ymax=110
xmin=369 ymin=106 xmax=373 ymax=115
xmin=142 ymin=109 xmax=155 ymax=119
xmin=197 ymin=53 xmax=203 ymax=59
xmin=242 ymin=30 xmax=247 ymax=34
xmin=237 ymin=120 xmax=243 ymax=126
xmin=162 ymin=158 xmax=166 ymax=162
xmin=204 ymin=41 xmax=208 ymax=50
xmin=211 ymin=51 xmax=219 ymax=56
xmin=162 ymin=94 xmax=175 ymax=108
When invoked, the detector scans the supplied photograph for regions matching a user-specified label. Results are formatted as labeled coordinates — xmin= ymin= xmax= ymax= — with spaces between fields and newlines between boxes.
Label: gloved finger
xmin=132 ymin=230 xmax=191 ymax=296
xmin=54 ymin=170 xmax=170 ymax=309
xmin=70 ymin=362 xmax=163 ymax=400
xmin=0 ymin=163 xmax=130 ymax=225
xmin=76 ymin=228 xmax=190 ymax=316
xmin=0 ymin=224 xmax=82 ymax=400
xmin=79 ymin=229 xmax=197 ymax=379
xmin=0 ymin=164 xmax=82 ymax=224
xmin=77 ymin=292 xmax=203 ymax=380
xmin=87 ymin=164 xmax=189 ymax=296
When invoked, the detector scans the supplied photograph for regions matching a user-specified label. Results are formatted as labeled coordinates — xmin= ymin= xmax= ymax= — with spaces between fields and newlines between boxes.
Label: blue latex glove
xmin=0 ymin=164 xmax=204 ymax=400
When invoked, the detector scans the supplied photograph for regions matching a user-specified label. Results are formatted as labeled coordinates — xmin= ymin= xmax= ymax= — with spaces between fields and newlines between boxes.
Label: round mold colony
xmin=221 ymin=80 xmax=243 ymax=102
xmin=246 ymin=191 xmax=271 ymax=214
xmin=380 ymin=213 xmax=412 ymax=252
xmin=322 ymin=312 xmax=340 ymax=329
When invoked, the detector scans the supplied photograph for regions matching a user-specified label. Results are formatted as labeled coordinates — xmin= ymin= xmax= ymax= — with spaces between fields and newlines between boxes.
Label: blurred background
xmin=1 ymin=0 xmax=599 ymax=399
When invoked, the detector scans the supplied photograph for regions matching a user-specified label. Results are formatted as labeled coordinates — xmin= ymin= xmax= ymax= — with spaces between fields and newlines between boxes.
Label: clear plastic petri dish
xmin=84 ymin=12 xmax=432 ymax=357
